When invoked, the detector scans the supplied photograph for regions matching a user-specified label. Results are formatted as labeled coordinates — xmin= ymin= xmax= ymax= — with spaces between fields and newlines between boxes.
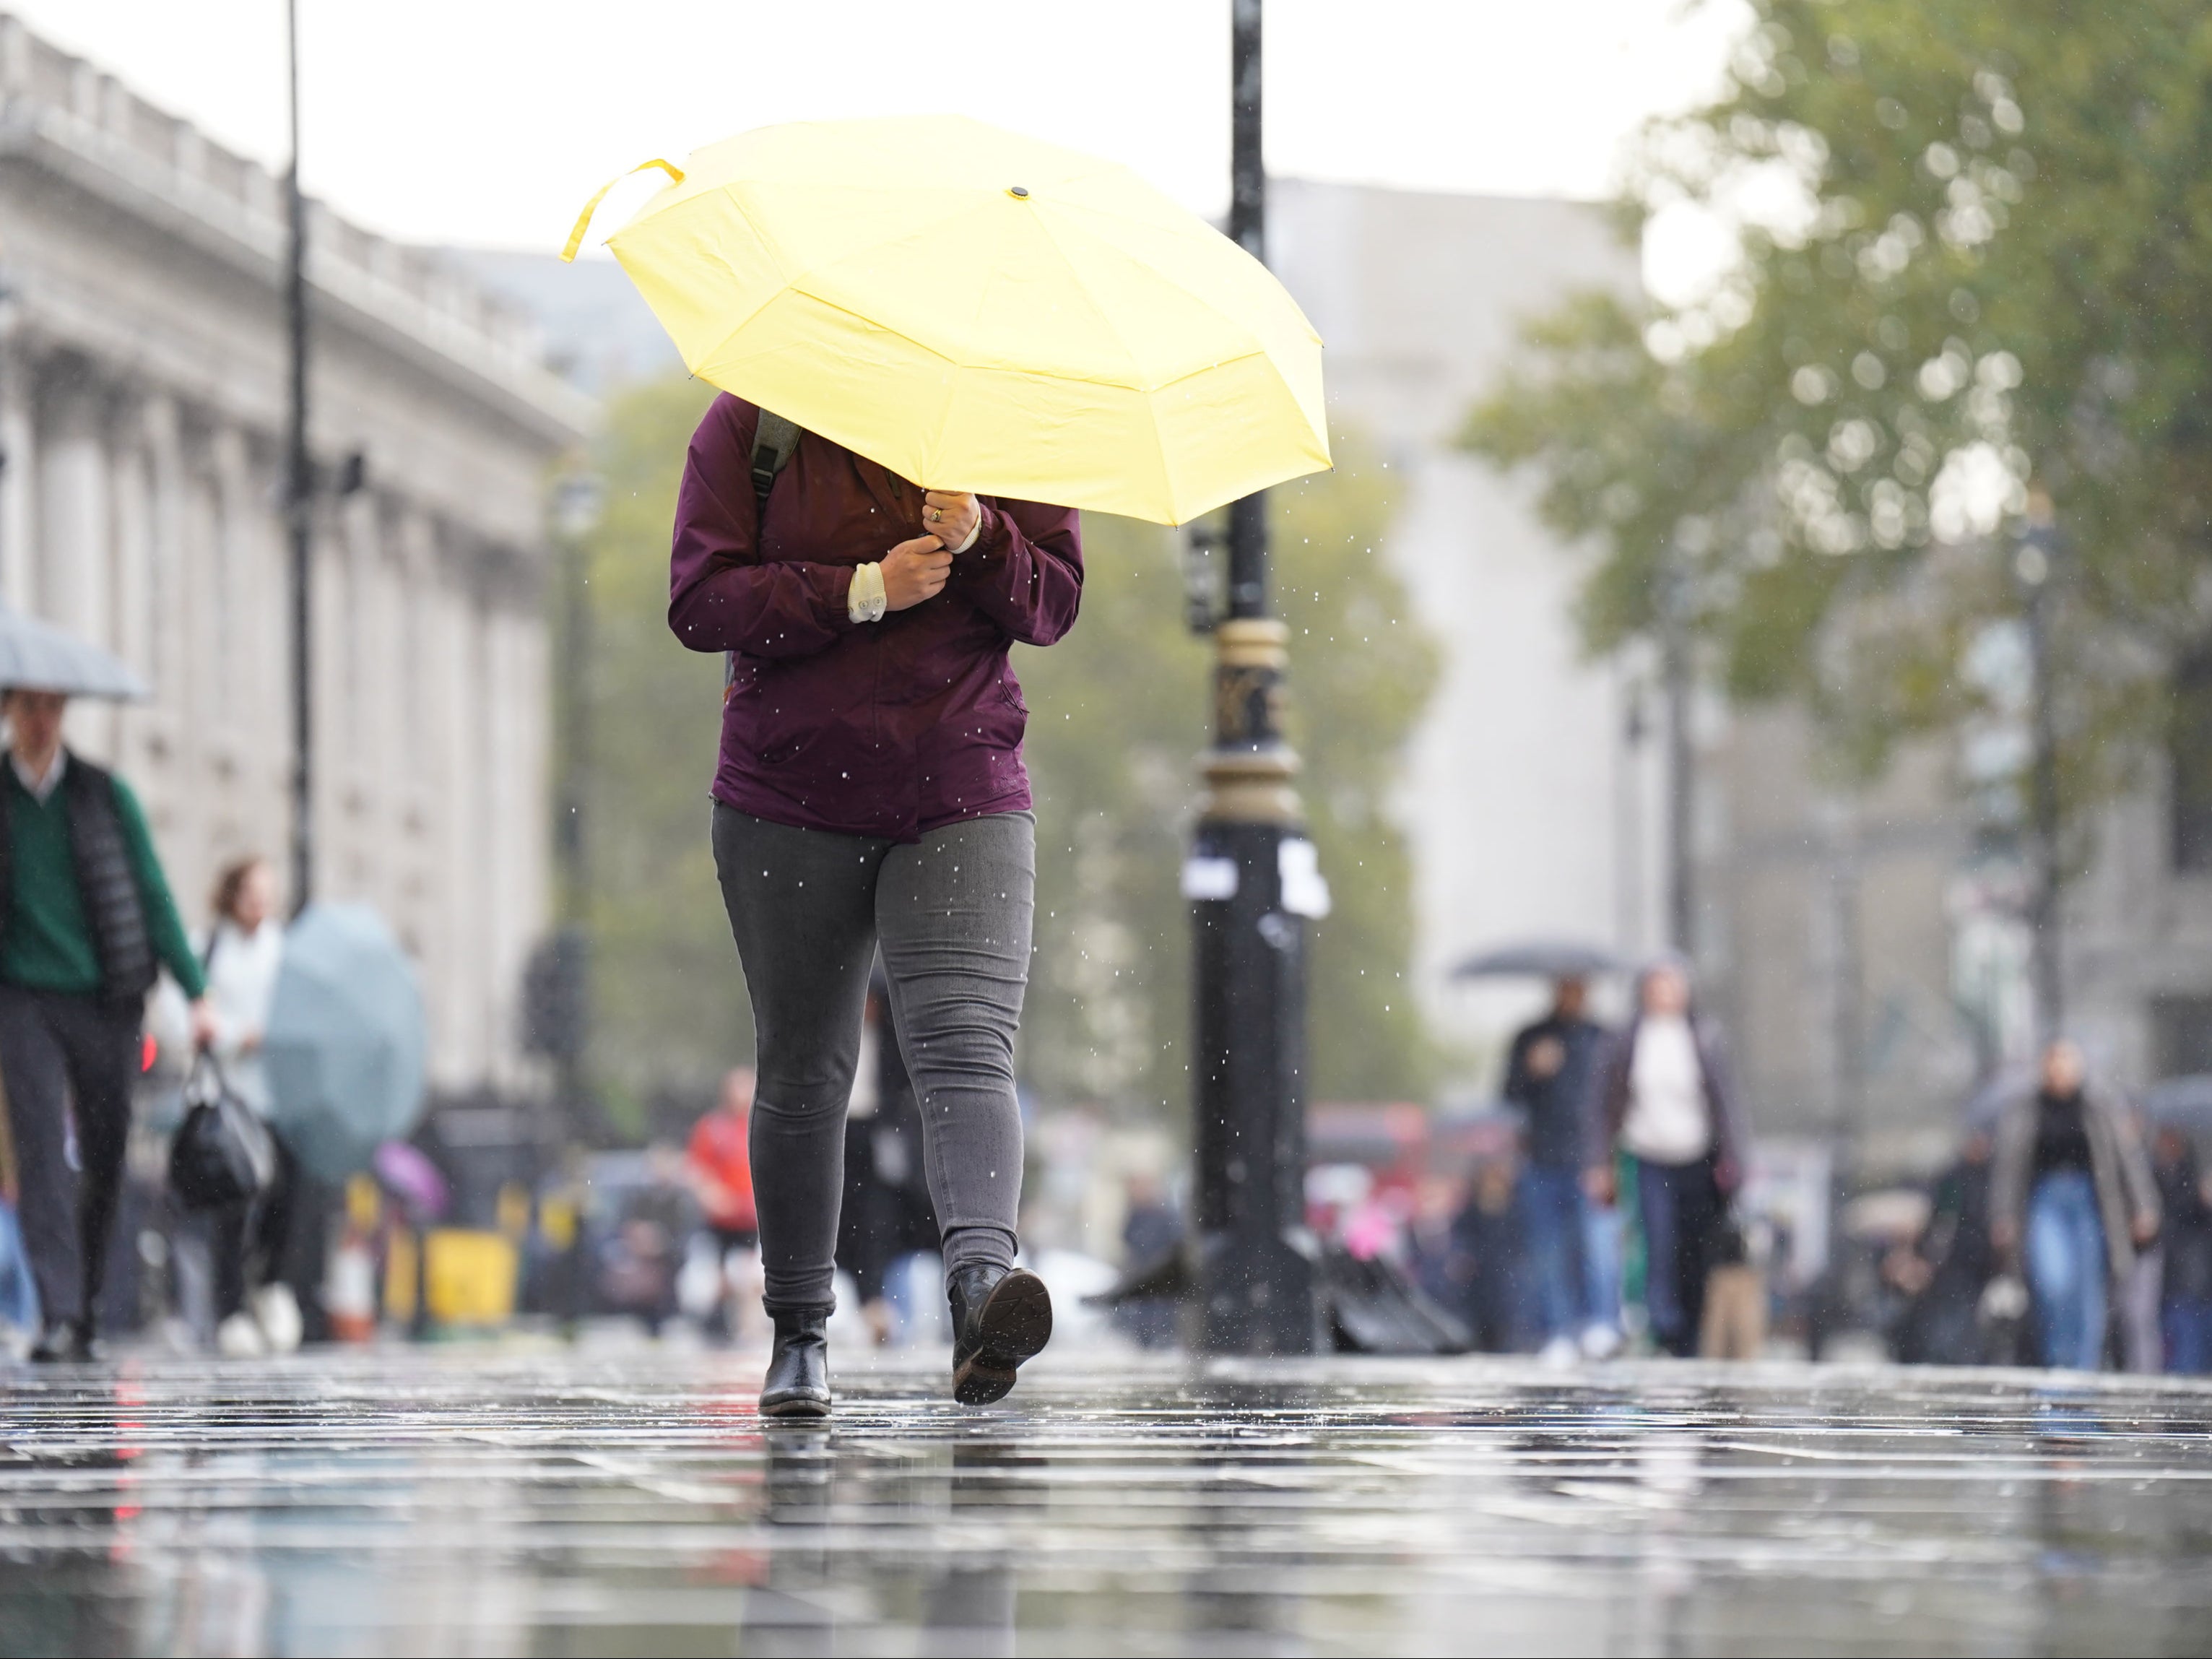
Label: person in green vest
xmin=0 ymin=685 xmax=213 ymax=1361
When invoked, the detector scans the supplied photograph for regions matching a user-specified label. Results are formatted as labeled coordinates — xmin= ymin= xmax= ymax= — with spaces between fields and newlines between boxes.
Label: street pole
xmin=1189 ymin=0 xmax=1317 ymax=1356
xmin=1658 ymin=560 xmax=1694 ymax=956
xmin=2017 ymin=511 xmax=2063 ymax=1041
xmin=284 ymin=0 xmax=313 ymax=916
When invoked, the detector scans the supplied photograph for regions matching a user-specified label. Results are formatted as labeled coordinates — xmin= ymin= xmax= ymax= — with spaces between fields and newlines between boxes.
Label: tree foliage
xmin=1465 ymin=0 xmax=2212 ymax=839
xmin=1018 ymin=436 xmax=1439 ymax=1115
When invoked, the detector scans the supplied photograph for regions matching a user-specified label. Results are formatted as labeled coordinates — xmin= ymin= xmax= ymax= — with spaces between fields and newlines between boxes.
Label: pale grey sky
xmin=19 ymin=1 xmax=1746 ymax=261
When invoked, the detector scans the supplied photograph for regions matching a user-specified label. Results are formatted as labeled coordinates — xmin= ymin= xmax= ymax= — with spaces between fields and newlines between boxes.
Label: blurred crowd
xmin=1311 ymin=960 xmax=2212 ymax=1376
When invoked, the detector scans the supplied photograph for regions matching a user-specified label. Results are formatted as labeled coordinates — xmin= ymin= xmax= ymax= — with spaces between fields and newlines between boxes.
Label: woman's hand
xmin=881 ymin=535 xmax=953 ymax=611
xmin=923 ymin=490 xmax=979 ymax=550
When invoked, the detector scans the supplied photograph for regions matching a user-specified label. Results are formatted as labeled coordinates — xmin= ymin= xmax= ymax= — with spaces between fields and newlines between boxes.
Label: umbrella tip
xmin=1007 ymin=185 xmax=1030 ymax=199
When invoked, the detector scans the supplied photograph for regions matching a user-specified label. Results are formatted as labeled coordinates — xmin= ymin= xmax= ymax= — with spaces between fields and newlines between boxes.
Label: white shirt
xmin=9 ymin=748 xmax=63 ymax=803
xmin=199 ymin=918 xmax=285 ymax=1115
xmin=1620 ymin=1014 xmax=1712 ymax=1165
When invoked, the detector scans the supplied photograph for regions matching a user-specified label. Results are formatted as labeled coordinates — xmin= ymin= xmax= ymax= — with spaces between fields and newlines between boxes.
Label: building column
xmin=40 ymin=374 xmax=116 ymax=762
xmin=0 ymin=340 xmax=35 ymax=612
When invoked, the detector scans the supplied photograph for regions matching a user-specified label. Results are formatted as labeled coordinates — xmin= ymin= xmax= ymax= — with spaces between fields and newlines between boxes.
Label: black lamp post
xmin=284 ymin=0 xmax=313 ymax=917
xmin=1186 ymin=0 xmax=1319 ymax=1356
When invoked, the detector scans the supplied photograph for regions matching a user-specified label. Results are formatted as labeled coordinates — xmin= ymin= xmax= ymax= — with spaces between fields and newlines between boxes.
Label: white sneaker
xmin=1579 ymin=1323 xmax=1623 ymax=1361
xmin=217 ymin=1312 xmax=269 ymax=1359
xmin=1540 ymin=1335 xmax=1579 ymax=1367
xmin=251 ymin=1285 xmax=304 ymax=1354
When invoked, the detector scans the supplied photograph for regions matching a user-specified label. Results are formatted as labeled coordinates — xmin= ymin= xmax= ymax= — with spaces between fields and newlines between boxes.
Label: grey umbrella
xmin=264 ymin=904 xmax=428 ymax=1182
xmin=0 ymin=605 xmax=149 ymax=698
xmin=1450 ymin=940 xmax=1631 ymax=980
xmin=2143 ymin=1075 xmax=2212 ymax=1135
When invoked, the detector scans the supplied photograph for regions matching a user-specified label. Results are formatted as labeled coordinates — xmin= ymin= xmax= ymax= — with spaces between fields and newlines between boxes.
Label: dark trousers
xmin=0 ymin=986 xmax=140 ymax=1330
xmin=210 ymin=1132 xmax=300 ymax=1320
xmin=712 ymin=805 xmax=1033 ymax=1312
xmin=1636 ymin=1156 xmax=1722 ymax=1358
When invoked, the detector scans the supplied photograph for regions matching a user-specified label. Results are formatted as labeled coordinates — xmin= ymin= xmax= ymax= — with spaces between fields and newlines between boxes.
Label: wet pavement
xmin=2 ymin=1346 xmax=2210 ymax=1656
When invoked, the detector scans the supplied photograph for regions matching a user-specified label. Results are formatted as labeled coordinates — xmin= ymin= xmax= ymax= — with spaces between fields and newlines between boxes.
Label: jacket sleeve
xmin=1698 ymin=1026 xmax=1751 ymax=1175
xmin=950 ymin=498 xmax=1083 ymax=646
xmin=114 ymin=778 xmax=205 ymax=1000
xmin=2107 ymin=1096 xmax=2162 ymax=1228
xmin=1587 ymin=1028 xmax=1633 ymax=1169
xmin=668 ymin=398 xmax=858 ymax=660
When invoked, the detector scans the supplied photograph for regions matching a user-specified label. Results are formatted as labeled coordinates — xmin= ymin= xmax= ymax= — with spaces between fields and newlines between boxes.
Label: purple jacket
xmin=669 ymin=395 xmax=1083 ymax=840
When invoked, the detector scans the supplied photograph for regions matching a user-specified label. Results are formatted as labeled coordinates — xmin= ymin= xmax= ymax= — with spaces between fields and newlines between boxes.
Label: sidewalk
xmin=4 ymin=1347 xmax=2209 ymax=1654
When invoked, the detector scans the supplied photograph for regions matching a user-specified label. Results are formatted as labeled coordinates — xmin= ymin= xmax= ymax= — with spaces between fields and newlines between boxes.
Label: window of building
xmin=2171 ymin=649 xmax=2212 ymax=872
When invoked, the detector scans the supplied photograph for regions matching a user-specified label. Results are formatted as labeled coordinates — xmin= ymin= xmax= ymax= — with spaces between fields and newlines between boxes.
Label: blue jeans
xmin=2164 ymin=1298 xmax=2212 ymax=1376
xmin=2026 ymin=1171 xmax=2107 ymax=1371
xmin=1636 ymin=1158 xmax=1721 ymax=1358
xmin=0 ymin=1202 xmax=37 ymax=1332
xmin=1520 ymin=1166 xmax=1599 ymax=1341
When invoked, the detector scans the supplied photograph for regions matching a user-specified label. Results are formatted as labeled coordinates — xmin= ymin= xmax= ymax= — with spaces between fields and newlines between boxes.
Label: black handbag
xmin=167 ymin=1052 xmax=277 ymax=1211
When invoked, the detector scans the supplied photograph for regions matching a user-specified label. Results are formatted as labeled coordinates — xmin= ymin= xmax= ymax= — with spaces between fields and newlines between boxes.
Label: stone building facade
xmin=0 ymin=18 xmax=589 ymax=1094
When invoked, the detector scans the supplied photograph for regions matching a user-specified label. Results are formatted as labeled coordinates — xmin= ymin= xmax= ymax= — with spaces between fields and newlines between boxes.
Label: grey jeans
xmin=711 ymin=805 xmax=1034 ymax=1312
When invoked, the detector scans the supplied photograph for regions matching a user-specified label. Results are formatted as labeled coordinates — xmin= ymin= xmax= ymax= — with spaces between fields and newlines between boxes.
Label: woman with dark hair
xmin=198 ymin=854 xmax=300 ymax=1356
xmin=1587 ymin=956 xmax=1751 ymax=1357
xmin=670 ymin=395 xmax=1082 ymax=1416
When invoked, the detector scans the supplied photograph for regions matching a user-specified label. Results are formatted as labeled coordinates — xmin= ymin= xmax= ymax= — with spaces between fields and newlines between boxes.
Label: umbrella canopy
xmin=2143 ymin=1075 xmax=2212 ymax=1135
xmin=564 ymin=116 xmax=1330 ymax=526
xmin=0 ymin=606 xmax=148 ymax=699
xmin=264 ymin=904 xmax=428 ymax=1182
xmin=1449 ymin=940 xmax=1631 ymax=981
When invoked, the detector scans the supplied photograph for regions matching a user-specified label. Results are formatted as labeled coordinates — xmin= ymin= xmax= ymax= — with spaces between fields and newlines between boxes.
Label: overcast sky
xmin=22 ymin=0 xmax=1746 ymax=264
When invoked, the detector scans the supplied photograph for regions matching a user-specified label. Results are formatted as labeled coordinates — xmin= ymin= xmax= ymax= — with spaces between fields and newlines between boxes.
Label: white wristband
xmin=848 ymin=560 xmax=888 ymax=623
xmin=949 ymin=510 xmax=983 ymax=555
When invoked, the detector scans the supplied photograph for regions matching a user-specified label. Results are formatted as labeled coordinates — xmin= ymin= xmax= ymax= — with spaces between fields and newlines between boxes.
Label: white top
xmin=1620 ymin=1014 xmax=1711 ymax=1165
xmin=199 ymin=918 xmax=285 ymax=1115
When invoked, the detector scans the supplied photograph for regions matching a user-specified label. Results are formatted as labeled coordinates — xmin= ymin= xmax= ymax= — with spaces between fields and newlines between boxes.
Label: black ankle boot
xmin=759 ymin=1305 xmax=833 ymax=1418
xmin=948 ymin=1265 xmax=1052 ymax=1405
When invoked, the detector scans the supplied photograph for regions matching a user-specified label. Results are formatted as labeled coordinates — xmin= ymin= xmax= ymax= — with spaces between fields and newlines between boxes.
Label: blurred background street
xmin=5 ymin=0 xmax=2212 ymax=1647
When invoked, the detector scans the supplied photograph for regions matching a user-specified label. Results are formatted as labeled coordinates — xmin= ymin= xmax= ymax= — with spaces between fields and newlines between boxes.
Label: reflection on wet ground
xmin=1 ymin=1347 xmax=2209 ymax=1656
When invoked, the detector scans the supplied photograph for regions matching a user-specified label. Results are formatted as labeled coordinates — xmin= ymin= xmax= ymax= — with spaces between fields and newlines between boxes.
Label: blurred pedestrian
xmin=836 ymin=980 xmax=941 ymax=1345
xmin=1990 ymin=1039 xmax=2160 ymax=1372
xmin=685 ymin=1066 xmax=763 ymax=1343
xmin=197 ymin=855 xmax=305 ymax=1359
xmin=1114 ymin=1169 xmax=1183 ymax=1350
xmin=0 ymin=1067 xmax=34 ymax=1343
xmin=1587 ymin=956 xmax=1750 ymax=1359
xmin=674 ymin=395 xmax=1081 ymax=1414
xmin=1890 ymin=1127 xmax=2003 ymax=1366
xmin=1502 ymin=974 xmax=1612 ymax=1361
xmin=0 ymin=687 xmax=213 ymax=1361
xmin=2151 ymin=1125 xmax=2212 ymax=1375
xmin=1451 ymin=1157 xmax=1529 ymax=1353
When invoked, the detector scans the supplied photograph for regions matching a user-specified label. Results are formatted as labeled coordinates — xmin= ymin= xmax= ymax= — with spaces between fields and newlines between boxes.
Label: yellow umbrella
xmin=563 ymin=115 xmax=1328 ymax=526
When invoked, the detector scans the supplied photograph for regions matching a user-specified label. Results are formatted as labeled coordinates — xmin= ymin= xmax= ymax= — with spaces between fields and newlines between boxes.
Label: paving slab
xmin=3 ymin=1346 xmax=2210 ymax=1655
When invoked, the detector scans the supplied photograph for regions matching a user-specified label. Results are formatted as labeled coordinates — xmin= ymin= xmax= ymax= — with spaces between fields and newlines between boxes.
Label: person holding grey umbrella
xmin=0 ymin=685 xmax=213 ymax=1361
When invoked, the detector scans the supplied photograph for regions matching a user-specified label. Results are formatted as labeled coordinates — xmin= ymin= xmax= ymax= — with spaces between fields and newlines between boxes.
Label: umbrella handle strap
xmin=561 ymin=159 xmax=688 ymax=262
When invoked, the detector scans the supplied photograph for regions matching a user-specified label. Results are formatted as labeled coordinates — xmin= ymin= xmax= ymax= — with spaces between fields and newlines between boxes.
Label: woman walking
xmin=197 ymin=855 xmax=301 ymax=1357
xmin=1586 ymin=957 xmax=1751 ymax=1358
xmin=671 ymin=394 xmax=1081 ymax=1416
xmin=1990 ymin=1039 xmax=2159 ymax=1372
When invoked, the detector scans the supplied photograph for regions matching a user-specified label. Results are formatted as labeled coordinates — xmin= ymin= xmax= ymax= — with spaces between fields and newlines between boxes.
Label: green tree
xmin=1465 ymin=0 xmax=2212 ymax=857
xmin=563 ymin=376 xmax=745 ymax=1127
xmin=1018 ymin=434 xmax=1438 ymax=1113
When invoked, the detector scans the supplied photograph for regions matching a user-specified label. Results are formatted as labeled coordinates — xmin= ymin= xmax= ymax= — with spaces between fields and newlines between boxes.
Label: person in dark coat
xmin=836 ymin=976 xmax=941 ymax=1343
xmin=1503 ymin=975 xmax=1610 ymax=1359
xmin=0 ymin=688 xmax=214 ymax=1362
xmin=672 ymin=394 xmax=1083 ymax=1413
xmin=1587 ymin=956 xmax=1750 ymax=1358
xmin=2152 ymin=1126 xmax=2212 ymax=1375
xmin=1890 ymin=1128 xmax=2001 ymax=1366
xmin=1450 ymin=1158 xmax=1530 ymax=1353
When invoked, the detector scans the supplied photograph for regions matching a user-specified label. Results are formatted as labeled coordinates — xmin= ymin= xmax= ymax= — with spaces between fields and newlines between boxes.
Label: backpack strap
xmin=749 ymin=410 xmax=802 ymax=509
xmin=730 ymin=410 xmax=805 ymax=697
